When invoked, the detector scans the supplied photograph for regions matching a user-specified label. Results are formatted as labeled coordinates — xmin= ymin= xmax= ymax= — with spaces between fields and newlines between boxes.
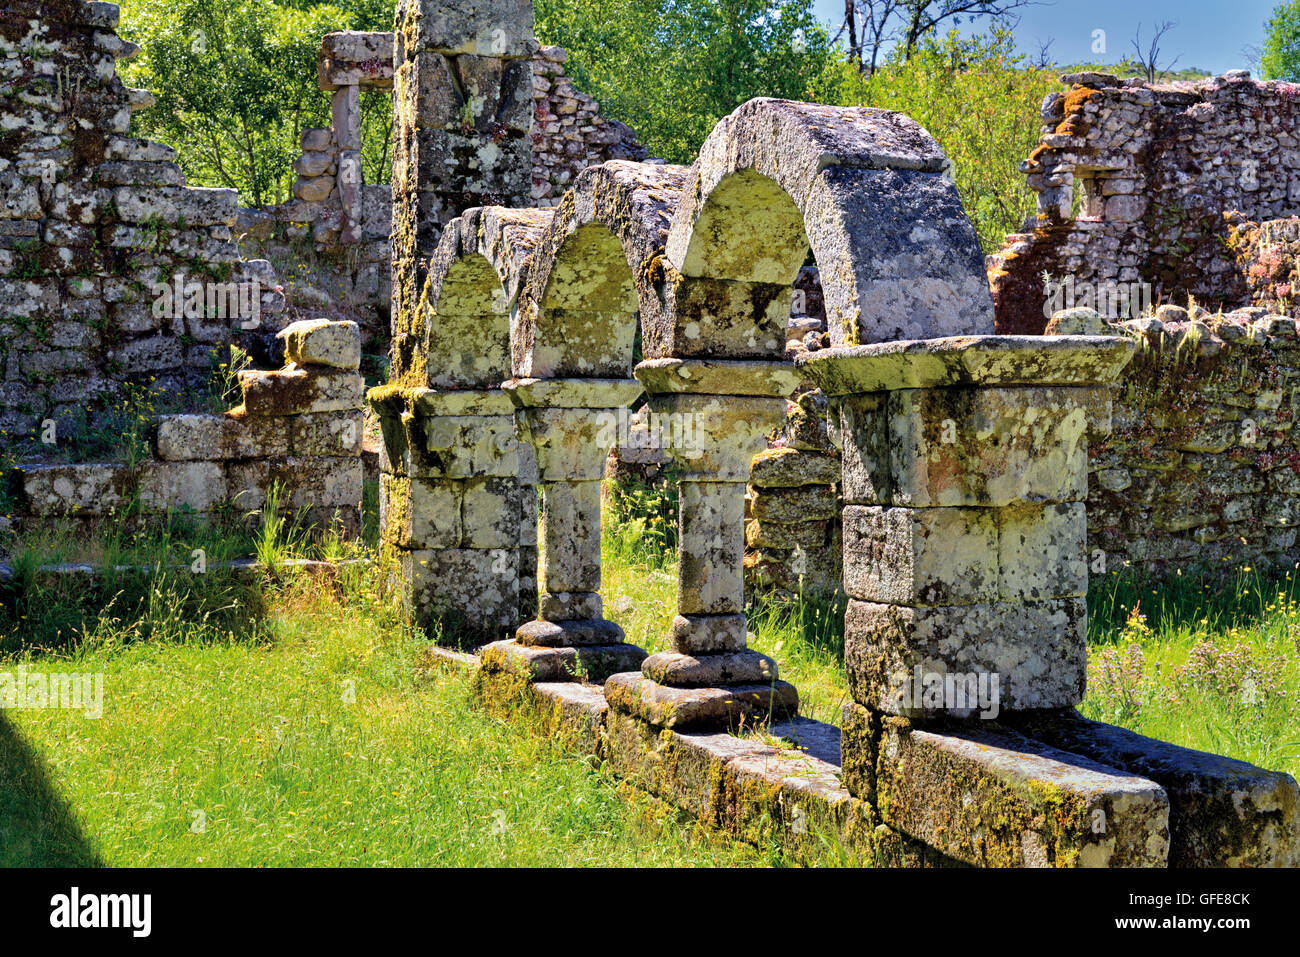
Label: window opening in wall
xmin=1072 ymin=169 xmax=1107 ymax=221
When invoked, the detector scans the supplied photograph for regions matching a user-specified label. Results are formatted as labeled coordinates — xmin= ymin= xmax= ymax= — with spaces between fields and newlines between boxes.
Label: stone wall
xmin=529 ymin=45 xmax=647 ymax=205
xmin=17 ymin=318 xmax=366 ymax=533
xmin=990 ymin=71 xmax=1300 ymax=335
xmin=0 ymin=0 xmax=283 ymax=451
xmin=0 ymin=7 xmax=648 ymax=454
xmin=744 ymin=266 xmax=839 ymax=598
xmin=236 ymin=32 xmax=395 ymax=368
xmin=1076 ymin=305 xmax=1300 ymax=578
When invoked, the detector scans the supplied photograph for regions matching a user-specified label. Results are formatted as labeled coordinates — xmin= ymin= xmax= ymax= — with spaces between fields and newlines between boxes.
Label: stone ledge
xmin=799 ymin=335 xmax=1135 ymax=394
xmin=416 ymin=639 xmax=1296 ymax=867
xmin=1008 ymin=711 xmax=1300 ymax=867
xmin=872 ymin=717 xmax=1171 ymax=867
xmin=470 ymin=659 xmax=952 ymax=865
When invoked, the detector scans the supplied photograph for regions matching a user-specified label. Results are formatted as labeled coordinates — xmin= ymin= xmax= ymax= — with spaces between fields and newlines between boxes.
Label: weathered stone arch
xmin=420 ymin=205 xmax=554 ymax=388
xmin=521 ymin=221 xmax=637 ymax=377
xmin=661 ymin=97 xmax=995 ymax=351
xmin=516 ymin=160 xmax=691 ymax=378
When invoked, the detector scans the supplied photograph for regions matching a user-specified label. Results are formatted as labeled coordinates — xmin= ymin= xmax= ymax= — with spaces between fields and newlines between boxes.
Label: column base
xmin=671 ymin=613 xmax=748 ymax=653
xmin=480 ymin=638 xmax=647 ymax=684
xmin=604 ymin=672 xmax=798 ymax=731
xmin=642 ymin=649 xmax=779 ymax=687
xmin=517 ymin=618 xmax=625 ymax=646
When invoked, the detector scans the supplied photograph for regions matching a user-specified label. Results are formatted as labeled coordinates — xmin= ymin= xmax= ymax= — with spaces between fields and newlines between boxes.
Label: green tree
xmin=118 ymin=0 xmax=392 ymax=206
xmin=1261 ymin=1 xmax=1300 ymax=81
xmin=537 ymin=0 xmax=834 ymax=163
xmin=814 ymin=27 xmax=1059 ymax=252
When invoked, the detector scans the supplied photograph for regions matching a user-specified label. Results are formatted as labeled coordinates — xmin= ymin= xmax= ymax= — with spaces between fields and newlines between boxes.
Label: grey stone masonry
xmin=0 ymin=0 xmax=284 ymax=448
xmin=801 ymin=335 xmax=1136 ymax=716
xmin=17 ymin=318 xmax=365 ymax=534
xmin=389 ymin=0 xmax=536 ymax=357
xmin=237 ymin=33 xmax=393 ymax=358
xmin=371 ymin=205 xmax=551 ymax=643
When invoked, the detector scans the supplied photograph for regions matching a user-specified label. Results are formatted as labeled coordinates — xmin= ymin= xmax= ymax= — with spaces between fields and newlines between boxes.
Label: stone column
xmin=480 ymin=378 xmax=647 ymax=681
xmin=797 ymin=335 xmax=1186 ymax=867
xmin=802 ymin=336 xmax=1141 ymax=723
xmin=372 ymin=386 xmax=524 ymax=644
xmin=391 ymin=0 xmax=535 ymax=355
xmin=604 ymin=359 xmax=802 ymax=730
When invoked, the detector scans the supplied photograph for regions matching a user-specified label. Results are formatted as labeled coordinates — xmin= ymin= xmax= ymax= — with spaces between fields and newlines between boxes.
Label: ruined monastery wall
xmin=0 ymin=0 xmax=282 ymax=447
xmin=990 ymin=71 xmax=1300 ymax=336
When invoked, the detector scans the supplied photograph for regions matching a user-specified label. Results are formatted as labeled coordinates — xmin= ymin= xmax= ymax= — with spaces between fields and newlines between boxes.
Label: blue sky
xmin=809 ymin=0 xmax=1284 ymax=75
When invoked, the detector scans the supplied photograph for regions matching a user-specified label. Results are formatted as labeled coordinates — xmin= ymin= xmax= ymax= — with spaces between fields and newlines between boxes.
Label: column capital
xmin=635 ymin=357 xmax=803 ymax=398
xmin=797 ymin=334 xmax=1135 ymax=396
xmin=504 ymin=378 xmax=641 ymax=481
xmin=503 ymin=376 xmax=643 ymax=408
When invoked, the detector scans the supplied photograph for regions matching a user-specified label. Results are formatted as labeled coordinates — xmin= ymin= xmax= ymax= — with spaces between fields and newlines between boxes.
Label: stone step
xmin=641 ymin=649 xmax=779 ymax=687
xmin=866 ymin=713 xmax=1170 ymax=867
xmin=1009 ymin=711 xmax=1300 ymax=867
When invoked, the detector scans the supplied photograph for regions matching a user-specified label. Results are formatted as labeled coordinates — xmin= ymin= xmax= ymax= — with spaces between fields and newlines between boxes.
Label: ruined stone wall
xmin=0 ymin=7 xmax=647 ymax=449
xmin=743 ymin=267 xmax=839 ymax=598
xmin=990 ymin=71 xmax=1300 ymax=335
xmin=18 ymin=318 xmax=366 ymax=533
xmin=0 ymin=0 xmax=282 ymax=449
xmin=236 ymin=32 xmax=395 ymax=369
xmin=1077 ymin=305 xmax=1300 ymax=579
xmin=529 ymin=45 xmax=647 ymax=205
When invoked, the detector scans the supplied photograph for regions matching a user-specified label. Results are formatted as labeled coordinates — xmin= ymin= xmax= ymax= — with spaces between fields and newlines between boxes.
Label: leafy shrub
xmin=812 ymin=27 xmax=1059 ymax=253
xmin=117 ymin=0 xmax=393 ymax=205
xmin=602 ymin=477 xmax=678 ymax=569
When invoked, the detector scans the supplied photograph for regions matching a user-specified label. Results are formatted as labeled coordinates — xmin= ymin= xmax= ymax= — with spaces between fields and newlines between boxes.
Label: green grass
xmin=0 ymin=556 xmax=763 ymax=867
xmin=4 ymin=477 xmax=1300 ymax=867
xmin=1079 ymin=564 xmax=1300 ymax=779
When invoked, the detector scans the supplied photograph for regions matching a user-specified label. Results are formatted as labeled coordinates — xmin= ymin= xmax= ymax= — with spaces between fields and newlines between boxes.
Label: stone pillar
xmin=604 ymin=359 xmax=802 ymax=730
xmin=313 ymin=32 xmax=394 ymax=246
xmin=798 ymin=335 xmax=1189 ymax=867
xmin=801 ymin=336 xmax=1139 ymax=720
xmin=390 ymin=0 xmax=535 ymax=373
xmin=480 ymin=378 xmax=648 ymax=681
xmin=372 ymin=385 xmax=524 ymax=644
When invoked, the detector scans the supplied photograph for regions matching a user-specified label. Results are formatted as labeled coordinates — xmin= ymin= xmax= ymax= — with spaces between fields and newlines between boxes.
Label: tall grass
xmin=1 ymin=561 xmax=761 ymax=866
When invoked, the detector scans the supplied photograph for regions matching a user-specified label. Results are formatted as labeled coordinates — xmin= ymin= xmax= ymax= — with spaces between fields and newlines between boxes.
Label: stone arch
xmin=523 ymin=221 xmax=637 ymax=378
xmin=421 ymin=205 xmax=555 ymax=388
xmin=516 ymin=160 xmax=692 ymax=378
xmin=661 ymin=97 xmax=995 ymax=352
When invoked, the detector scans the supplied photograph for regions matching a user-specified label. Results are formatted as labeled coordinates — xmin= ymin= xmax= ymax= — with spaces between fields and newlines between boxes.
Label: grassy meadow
xmin=0 ymin=479 xmax=1298 ymax=866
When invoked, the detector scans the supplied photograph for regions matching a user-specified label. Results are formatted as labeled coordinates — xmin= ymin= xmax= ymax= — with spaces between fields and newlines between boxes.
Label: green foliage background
xmin=116 ymin=0 xmax=394 ymax=207
xmin=813 ymin=27 xmax=1059 ymax=252
xmin=1262 ymin=1 xmax=1300 ymax=82
xmin=113 ymin=0 xmax=1065 ymax=249
xmin=535 ymin=0 xmax=832 ymax=165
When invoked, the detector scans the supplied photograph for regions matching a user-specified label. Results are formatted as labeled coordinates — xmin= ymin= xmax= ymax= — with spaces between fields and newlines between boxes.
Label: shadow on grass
xmin=0 ymin=713 xmax=103 ymax=867
xmin=0 ymin=564 xmax=271 ymax=658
